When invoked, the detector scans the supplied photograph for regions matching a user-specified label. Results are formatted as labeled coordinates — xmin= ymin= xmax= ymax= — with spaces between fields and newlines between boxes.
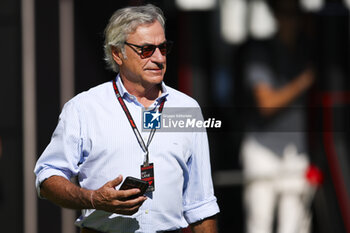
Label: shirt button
xmin=145 ymin=210 xmax=149 ymax=214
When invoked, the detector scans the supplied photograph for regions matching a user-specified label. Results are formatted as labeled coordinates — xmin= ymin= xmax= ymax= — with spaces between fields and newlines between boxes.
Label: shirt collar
xmin=115 ymin=74 xmax=129 ymax=98
xmin=115 ymin=74 xmax=169 ymax=103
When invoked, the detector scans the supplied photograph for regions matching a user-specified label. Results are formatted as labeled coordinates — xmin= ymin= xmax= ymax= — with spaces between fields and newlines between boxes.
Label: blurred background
xmin=0 ymin=0 xmax=349 ymax=232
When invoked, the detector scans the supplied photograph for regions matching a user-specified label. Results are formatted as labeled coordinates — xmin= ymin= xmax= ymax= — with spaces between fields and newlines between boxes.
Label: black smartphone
xmin=119 ymin=176 xmax=149 ymax=199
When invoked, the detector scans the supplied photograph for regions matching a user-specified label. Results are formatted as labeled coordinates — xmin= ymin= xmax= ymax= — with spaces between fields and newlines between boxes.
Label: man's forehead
xmin=127 ymin=21 xmax=165 ymax=40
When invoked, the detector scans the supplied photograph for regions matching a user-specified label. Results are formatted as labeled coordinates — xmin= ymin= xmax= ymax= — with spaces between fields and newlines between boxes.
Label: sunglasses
xmin=124 ymin=41 xmax=173 ymax=59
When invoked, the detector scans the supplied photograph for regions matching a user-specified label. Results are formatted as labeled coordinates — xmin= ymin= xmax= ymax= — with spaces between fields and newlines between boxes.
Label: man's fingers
xmin=96 ymin=177 xmax=148 ymax=215
xmin=117 ymin=203 xmax=144 ymax=215
xmin=106 ymin=175 xmax=123 ymax=188
xmin=114 ymin=196 xmax=147 ymax=214
xmin=118 ymin=195 xmax=147 ymax=207
xmin=117 ymin=188 xmax=141 ymax=199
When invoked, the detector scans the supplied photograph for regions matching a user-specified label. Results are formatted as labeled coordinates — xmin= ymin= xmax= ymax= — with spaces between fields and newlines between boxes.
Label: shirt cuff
xmin=183 ymin=197 xmax=220 ymax=224
xmin=35 ymin=168 xmax=71 ymax=198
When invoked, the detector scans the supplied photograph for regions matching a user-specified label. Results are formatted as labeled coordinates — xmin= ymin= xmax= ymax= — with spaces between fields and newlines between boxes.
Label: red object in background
xmin=305 ymin=164 xmax=324 ymax=186
xmin=321 ymin=91 xmax=350 ymax=233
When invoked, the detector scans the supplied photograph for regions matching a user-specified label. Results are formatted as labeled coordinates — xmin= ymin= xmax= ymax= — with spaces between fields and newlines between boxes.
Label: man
xmin=34 ymin=4 xmax=219 ymax=233
xmin=240 ymin=1 xmax=314 ymax=233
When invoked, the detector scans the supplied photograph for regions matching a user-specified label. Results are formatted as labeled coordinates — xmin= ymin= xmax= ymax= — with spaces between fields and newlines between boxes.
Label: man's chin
xmin=145 ymin=74 xmax=164 ymax=84
xmin=145 ymin=69 xmax=164 ymax=76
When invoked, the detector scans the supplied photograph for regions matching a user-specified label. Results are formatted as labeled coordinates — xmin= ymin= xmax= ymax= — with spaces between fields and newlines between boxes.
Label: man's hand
xmin=91 ymin=175 xmax=147 ymax=215
xmin=40 ymin=175 xmax=146 ymax=215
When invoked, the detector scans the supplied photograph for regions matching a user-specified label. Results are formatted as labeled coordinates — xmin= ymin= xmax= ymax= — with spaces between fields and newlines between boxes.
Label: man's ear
xmin=112 ymin=46 xmax=123 ymax=66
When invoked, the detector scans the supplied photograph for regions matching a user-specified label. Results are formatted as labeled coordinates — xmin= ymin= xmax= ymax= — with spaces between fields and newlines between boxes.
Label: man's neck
xmin=120 ymin=76 xmax=161 ymax=108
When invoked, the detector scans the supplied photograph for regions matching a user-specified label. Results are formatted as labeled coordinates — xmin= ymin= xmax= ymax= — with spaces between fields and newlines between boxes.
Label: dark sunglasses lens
xmin=142 ymin=45 xmax=156 ymax=58
xmin=140 ymin=42 xmax=173 ymax=58
xmin=159 ymin=43 xmax=168 ymax=55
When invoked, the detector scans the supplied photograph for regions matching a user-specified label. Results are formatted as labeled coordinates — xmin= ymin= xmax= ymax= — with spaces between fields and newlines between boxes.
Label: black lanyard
xmin=112 ymin=79 xmax=165 ymax=166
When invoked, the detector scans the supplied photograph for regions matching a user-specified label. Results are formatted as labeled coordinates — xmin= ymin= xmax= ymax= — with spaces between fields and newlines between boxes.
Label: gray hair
xmin=104 ymin=4 xmax=166 ymax=72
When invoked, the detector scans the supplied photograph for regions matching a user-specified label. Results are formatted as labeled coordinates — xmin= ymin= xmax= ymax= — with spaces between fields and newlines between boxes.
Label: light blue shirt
xmin=34 ymin=75 xmax=219 ymax=232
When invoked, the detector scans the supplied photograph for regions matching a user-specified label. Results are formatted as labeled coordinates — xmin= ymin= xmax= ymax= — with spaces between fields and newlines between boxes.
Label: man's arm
xmin=40 ymin=175 xmax=147 ymax=215
xmin=254 ymin=68 xmax=315 ymax=116
xmin=190 ymin=216 xmax=218 ymax=233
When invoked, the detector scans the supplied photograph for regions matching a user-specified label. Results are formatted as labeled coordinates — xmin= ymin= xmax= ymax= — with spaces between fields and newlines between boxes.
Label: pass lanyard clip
xmin=112 ymin=79 xmax=165 ymax=166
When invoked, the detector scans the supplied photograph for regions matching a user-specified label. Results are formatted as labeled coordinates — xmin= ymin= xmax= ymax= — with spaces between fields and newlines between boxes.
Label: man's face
xmin=114 ymin=20 xmax=167 ymax=88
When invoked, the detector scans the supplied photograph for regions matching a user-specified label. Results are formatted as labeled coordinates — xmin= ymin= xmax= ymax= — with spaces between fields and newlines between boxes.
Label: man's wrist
xmin=90 ymin=190 xmax=96 ymax=209
xmin=190 ymin=215 xmax=218 ymax=233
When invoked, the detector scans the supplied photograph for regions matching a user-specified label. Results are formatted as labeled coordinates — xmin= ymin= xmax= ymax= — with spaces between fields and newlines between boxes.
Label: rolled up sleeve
xmin=34 ymin=100 xmax=83 ymax=197
xmin=183 ymin=130 xmax=220 ymax=224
